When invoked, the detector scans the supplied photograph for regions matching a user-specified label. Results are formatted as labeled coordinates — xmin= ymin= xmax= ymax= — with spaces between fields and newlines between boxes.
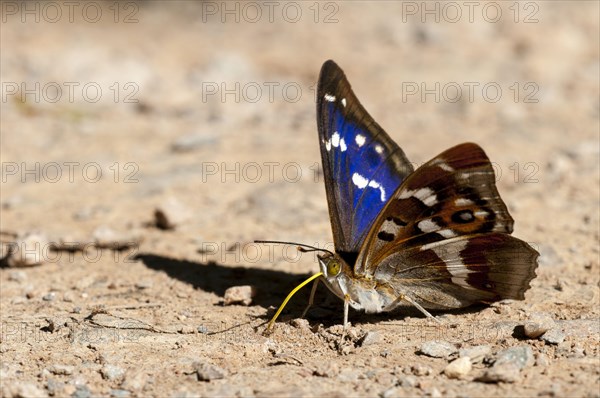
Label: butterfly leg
xmin=338 ymin=294 xmax=350 ymax=344
xmin=386 ymin=293 xmax=441 ymax=324
xmin=300 ymin=278 xmax=320 ymax=319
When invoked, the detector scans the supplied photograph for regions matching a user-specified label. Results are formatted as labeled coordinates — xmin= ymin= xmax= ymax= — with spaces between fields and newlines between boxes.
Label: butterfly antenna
xmin=254 ymin=240 xmax=333 ymax=256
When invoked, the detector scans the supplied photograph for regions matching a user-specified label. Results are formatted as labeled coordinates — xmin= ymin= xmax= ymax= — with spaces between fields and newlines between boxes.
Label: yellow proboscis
xmin=266 ymin=272 xmax=323 ymax=331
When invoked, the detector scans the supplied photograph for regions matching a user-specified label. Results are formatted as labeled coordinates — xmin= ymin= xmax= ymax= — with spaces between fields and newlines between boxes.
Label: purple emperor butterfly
xmin=260 ymin=60 xmax=538 ymax=332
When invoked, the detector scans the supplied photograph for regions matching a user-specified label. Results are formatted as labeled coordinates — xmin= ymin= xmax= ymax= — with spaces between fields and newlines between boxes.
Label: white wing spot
xmin=355 ymin=134 xmax=366 ymax=147
xmin=368 ymin=180 xmax=386 ymax=201
xmin=431 ymin=158 xmax=454 ymax=172
xmin=474 ymin=210 xmax=489 ymax=218
xmin=438 ymin=229 xmax=457 ymax=238
xmin=460 ymin=171 xmax=488 ymax=180
xmin=341 ymin=98 xmax=347 ymax=107
xmin=340 ymin=138 xmax=347 ymax=152
xmin=399 ymin=187 xmax=437 ymax=206
xmin=438 ymin=162 xmax=453 ymax=172
xmin=325 ymin=140 xmax=331 ymax=151
xmin=375 ymin=145 xmax=384 ymax=154
xmin=352 ymin=173 xmax=369 ymax=189
xmin=417 ymin=219 xmax=440 ymax=233
xmin=324 ymin=94 xmax=336 ymax=102
xmin=331 ymin=132 xmax=340 ymax=147
xmin=455 ymin=198 xmax=474 ymax=206
xmin=381 ymin=219 xmax=400 ymax=235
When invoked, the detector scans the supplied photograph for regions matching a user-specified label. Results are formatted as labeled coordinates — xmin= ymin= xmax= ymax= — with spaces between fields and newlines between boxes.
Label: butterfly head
xmin=317 ymin=252 xmax=353 ymax=296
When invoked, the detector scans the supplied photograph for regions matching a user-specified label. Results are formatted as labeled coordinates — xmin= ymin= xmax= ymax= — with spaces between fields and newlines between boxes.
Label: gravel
xmin=6 ymin=231 xmax=49 ymax=267
xmin=153 ymin=197 xmax=191 ymax=230
xmin=541 ymin=329 xmax=567 ymax=345
xmin=194 ymin=361 xmax=226 ymax=381
xmin=494 ymin=346 xmax=535 ymax=370
xmin=359 ymin=331 xmax=381 ymax=347
xmin=458 ymin=345 xmax=491 ymax=363
xmin=419 ymin=341 xmax=457 ymax=359
xmin=101 ymin=364 xmax=126 ymax=381
xmin=444 ymin=356 xmax=472 ymax=379
xmin=524 ymin=312 xmax=555 ymax=338
xmin=223 ymin=285 xmax=257 ymax=306
xmin=479 ymin=363 xmax=522 ymax=383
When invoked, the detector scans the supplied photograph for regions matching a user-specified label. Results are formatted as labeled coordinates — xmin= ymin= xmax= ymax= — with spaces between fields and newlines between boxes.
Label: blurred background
xmin=1 ymin=1 xmax=598 ymax=397
xmin=2 ymin=2 xmax=598 ymax=248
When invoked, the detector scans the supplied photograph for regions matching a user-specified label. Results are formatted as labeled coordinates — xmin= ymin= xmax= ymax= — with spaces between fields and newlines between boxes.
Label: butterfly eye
xmin=327 ymin=260 xmax=341 ymax=276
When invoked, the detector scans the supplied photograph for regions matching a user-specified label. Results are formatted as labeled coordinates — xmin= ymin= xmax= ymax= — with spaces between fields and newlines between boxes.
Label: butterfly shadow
xmin=135 ymin=253 xmax=497 ymax=328
xmin=134 ymin=253 xmax=335 ymax=321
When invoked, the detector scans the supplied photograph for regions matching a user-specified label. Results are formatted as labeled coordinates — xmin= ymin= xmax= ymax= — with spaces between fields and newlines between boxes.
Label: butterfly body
xmin=318 ymin=253 xmax=394 ymax=314
xmin=315 ymin=60 xmax=538 ymax=321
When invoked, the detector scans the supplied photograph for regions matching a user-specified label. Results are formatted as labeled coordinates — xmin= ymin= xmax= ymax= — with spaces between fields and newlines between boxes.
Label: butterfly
xmin=259 ymin=60 xmax=538 ymax=333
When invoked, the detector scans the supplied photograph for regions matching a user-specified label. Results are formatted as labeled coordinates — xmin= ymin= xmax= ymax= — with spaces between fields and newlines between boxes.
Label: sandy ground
xmin=1 ymin=2 xmax=599 ymax=397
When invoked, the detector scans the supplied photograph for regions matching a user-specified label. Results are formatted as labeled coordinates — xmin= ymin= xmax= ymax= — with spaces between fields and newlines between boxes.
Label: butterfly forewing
xmin=357 ymin=143 xmax=515 ymax=272
xmin=354 ymin=142 xmax=537 ymax=301
xmin=317 ymin=60 xmax=413 ymax=256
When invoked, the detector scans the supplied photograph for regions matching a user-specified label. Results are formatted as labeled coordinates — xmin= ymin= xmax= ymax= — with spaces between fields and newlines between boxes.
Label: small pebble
xmin=48 ymin=364 xmax=74 ymax=375
xmin=397 ymin=375 xmax=418 ymax=387
xmin=179 ymin=325 xmax=196 ymax=334
xmin=101 ymin=364 xmax=125 ymax=381
xmin=314 ymin=362 xmax=339 ymax=378
xmin=7 ymin=231 xmax=49 ymax=267
xmin=339 ymin=344 xmax=353 ymax=355
xmin=444 ymin=356 xmax=472 ymax=379
xmin=197 ymin=325 xmax=209 ymax=334
xmin=223 ymin=285 xmax=256 ymax=306
xmin=42 ymin=292 xmax=56 ymax=301
xmin=568 ymin=344 xmax=585 ymax=358
xmin=62 ymin=291 xmax=75 ymax=302
xmin=479 ymin=362 xmax=521 ymax=383
xmin=121 ymin=370 xmax=147 ymax=391
xmin=290 ymin=318 xmax=311 ymax=331
xmin=410 ymin=364 xmax=433 ymax=376
xmin=134 ymin=280 xmax=153 ymax=290
xmin=72 ymin=384 xmax=92 ymax=398
xmin=337 ymin=368 xmax=361 ymax=382
xmin=194 ymin=361 xmax=226 ymax=381
xmin=458 ymin=345 xmax=491 ymax=363
xmin=153 ymin=197 xmax=191 ymax=230
xmin=524 ymin=312 xmax=555 ymax=338
xmin=359 ymin=331 xmax=381 ymax=347
xmin=92 ymin=226 xmax=140 ymax=250
xmin=110 ymin=390 xmax=131 ymax=398
xmin=45 ymin=317 xmax=68 ymax=333
xmin=7 ymin=271 xmax=27 ymax=282
xmin=541 ymin=328 xmax=566 ymax=345
xmin=494 ymin=345 xmax=534 ymax=370
xmin=4 ymin=382 xmax=46 ymax=398
xmin=382 ymin=387 xmax=402 ymax=398
xmin=46 ymin=378 xmax=65 ymax=395
xmin=535 ymin=353 xmax=551 ymax=367
xmin=419 ymin=340 xmax=456 ymax=358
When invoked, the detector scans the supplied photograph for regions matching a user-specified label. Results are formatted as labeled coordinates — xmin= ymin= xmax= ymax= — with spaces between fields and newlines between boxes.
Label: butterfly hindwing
xmin=317 ymin=60 xmax=414 ymax=257
xmin=371 ymin=233 xmax=538 ymax=309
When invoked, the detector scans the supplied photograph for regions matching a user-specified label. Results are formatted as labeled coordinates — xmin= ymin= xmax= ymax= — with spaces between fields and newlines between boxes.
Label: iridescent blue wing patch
xmin=317 ymin=60 xmax=414 ymax=258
